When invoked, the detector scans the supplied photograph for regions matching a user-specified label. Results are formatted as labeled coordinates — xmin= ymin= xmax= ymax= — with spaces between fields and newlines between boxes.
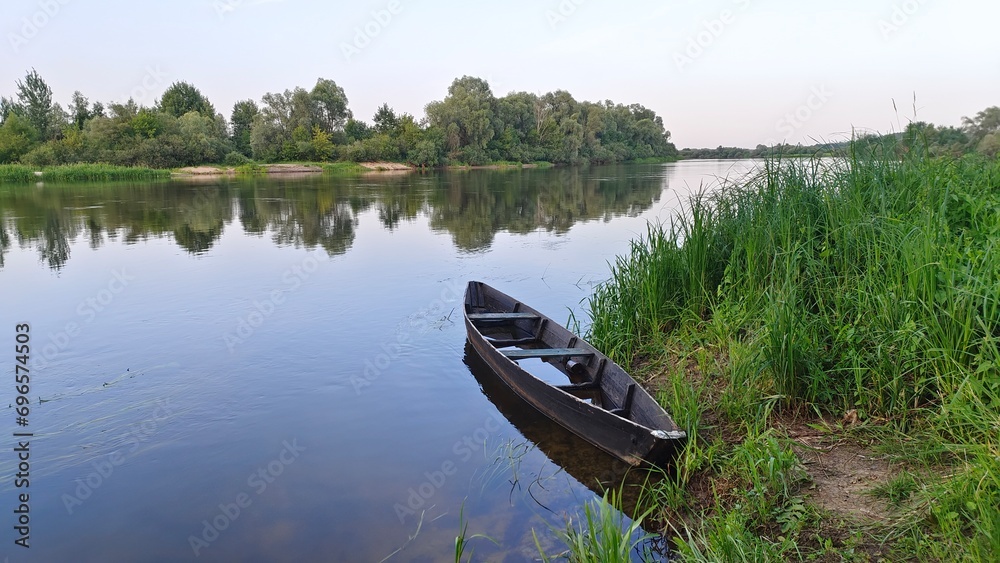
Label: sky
xmin=2 ymin=0 xmax=998 ymax=148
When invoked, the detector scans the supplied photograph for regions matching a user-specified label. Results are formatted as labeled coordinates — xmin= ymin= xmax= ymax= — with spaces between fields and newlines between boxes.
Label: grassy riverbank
xmin=0 ymin=157 xmax=670 ymax=185
xmin=0 ymin=163 xmax=169 ymax=183
xmin=575 ymin=143 xmax=999 ymax=561
xmin=0 ymin=164 xmax=34 ymax=183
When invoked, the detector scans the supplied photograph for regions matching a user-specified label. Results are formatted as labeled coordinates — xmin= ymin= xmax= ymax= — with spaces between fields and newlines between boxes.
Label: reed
xmin=536 ymin=490 xmax=657 ymax=563
xmin=585 ymin=140 xmax=1000 ymax=560
xmin=0 ymin=165 xmax=36 ymax=183
xmin=234 ymin=163 xmax=267 ymax=176
xmin=322 ymin=162 xmax=366 ymax=174
xmin=41 ymin=164 xmax=169 ymax=182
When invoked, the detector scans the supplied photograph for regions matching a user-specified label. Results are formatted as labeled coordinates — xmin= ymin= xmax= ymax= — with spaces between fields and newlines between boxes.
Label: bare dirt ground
xmin=174 ymin=166 xmax=234 ymax=175
xmin=648 ymin=350 xmax=897 ymax=524
xmin=174 ymin=164 xmax=323 ymax=176
xmin=173 ymin=163 xmax=419 ymax=176
xmin=791 ymin=434 xmax=894 ymax=521
xmin=265 ymin=164 xmax=323 ymax=174
xmin=358 ymin=161 xmax=414 ymax=171
xmin=173 ymin=164 xmax=324 ymax=177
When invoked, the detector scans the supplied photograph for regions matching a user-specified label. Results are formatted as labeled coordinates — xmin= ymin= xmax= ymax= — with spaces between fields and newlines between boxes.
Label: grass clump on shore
xmin=585 ymin=140 xmax=1000 ymax=561
xmin=322 ymin=162 xmax=366 ymax=174
xmin=631 ymin=156 xmax=678 ymax=164
xmin=234 ymin=162 xmax=267 ymax=176
xmin=41 ymin=164 xmax=169 ymax=182
xmin=0 ymin=164 xmax=35 ymax=183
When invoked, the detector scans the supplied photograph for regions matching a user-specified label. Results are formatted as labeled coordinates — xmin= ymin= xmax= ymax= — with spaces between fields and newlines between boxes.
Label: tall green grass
xmin=535 ymin=490 xmax=657 ymax=562
xmin=0 ymin=164 xmax=35 ymax=183
xmin=0 ymin=163 xmax=171 ymax=183
xmin=587 ymin=140 xmax=1000 ymax=560
xmin=322 ymin=162 xmax=366 ymax=174
xmin=234 ymin=163 xmax=267 ymax=176
xmin=40 ymin=164 xmax=169 ymax=182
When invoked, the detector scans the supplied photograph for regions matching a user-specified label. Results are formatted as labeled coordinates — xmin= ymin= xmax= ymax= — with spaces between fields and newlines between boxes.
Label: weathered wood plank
xmin=502 ymin=348 xmax=595 ymax=360
xmin=468 ymin=312 xmax=540 ymax=321
xmin=486 ymin=337 xmax=538 ymax=347
xmin=557 ymin=382 xmax=600 ymax=393
xmin=609 ymin=383 xmax=637 ymax=419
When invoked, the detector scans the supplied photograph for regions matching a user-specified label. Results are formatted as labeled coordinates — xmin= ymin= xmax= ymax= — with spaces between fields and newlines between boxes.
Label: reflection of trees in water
xmin=173 ymin=189 xmax=231 ymax=254
xmin=269 ymin=203 xmax=355 ymax=257
xmin=0 ymin=220 xmax=8 ymax=268
xmin=0 ymin=166 xmax=667 ymax=270
xmin=235 ymin=181 xmax=360 ymax=257
xmin=426 ymin=166 xmax=666 ymax=252
xmin=174 ymin=224 xmax=223 ymax=254
xmin=1 ymin=184 xmax=237 ymax=267
xmin=41 ymin=212 xmax=73 ymax=269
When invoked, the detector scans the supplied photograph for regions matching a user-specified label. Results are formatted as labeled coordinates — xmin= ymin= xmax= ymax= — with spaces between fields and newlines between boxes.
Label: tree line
xmin=678 ymin=108 xmax=1000 ymax=160
xmin=0 ymin=71 xmax=678 ymax=168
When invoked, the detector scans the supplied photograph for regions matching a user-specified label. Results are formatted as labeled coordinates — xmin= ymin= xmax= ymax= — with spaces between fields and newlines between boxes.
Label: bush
xmin=234 ymin=162 xmax=266 ymax=176
xmin=21 ymin=143 xmax=59 ymax=167
xmin=224 ymin=151 xmax=252 ymax=166
xmin=457 ymin=146 xmax=490 ymax=166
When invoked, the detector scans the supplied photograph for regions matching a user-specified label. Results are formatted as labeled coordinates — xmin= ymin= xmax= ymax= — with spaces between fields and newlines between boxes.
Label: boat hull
xmin=464 ymin=281 xmax=685 ymax=467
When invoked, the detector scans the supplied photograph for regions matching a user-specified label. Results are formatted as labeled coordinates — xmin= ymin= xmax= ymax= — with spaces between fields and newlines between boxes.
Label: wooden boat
xmin=463 ymin=341 xmax=651 ymax=517
xmin=464 ymin=281 xmax=687 ymax=467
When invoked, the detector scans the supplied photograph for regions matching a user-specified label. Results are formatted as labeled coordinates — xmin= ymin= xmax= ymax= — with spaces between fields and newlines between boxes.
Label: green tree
xmin=259 ymin=90 xmax=293 ymax=132
xmin=310 ymin=126 xmax=335 ymax=160
xmin=253 ymin=86 xmax=316 ymax=159
xmin=249 ymin=113 xmax=284 ymax=162
xmin=409 ymin=139 xmax=443 ymax=167
xmin=158 ymin=81 xmax=216 ymax=118
xmin=310 ymin=78 xmax=351 ymax=134
xmin=291 ymin=124 xmax=313 ymax=159
xmin=251 ymin=88 xmax=307 ymax=162
xmin=394 ymin=114 xmax=423 ymax=157
xmin=231 ymin=99 xmax=259 ymax=156
xmin=491 ymin=92 xmax=540 ymax=161
xmin=978 ymin=133 xmax=1000 ymax=158
xmin=963 ymin=106 xmax=1000 ymax=151
xmin=177 ymin=111 xmax=230 ymax=164
xmin=15 ymin=69 xmax=57 ymax=139
xmin=345 ymin=118 xmax=372 ymax=143
xmin=131 ymin=108 xmax=164 ymax=138
xmin=0 ymin=97 xmax=15 ymax=123
xmin=934 ymin=126 xmax=968 ymax=155
xmin=534 ymin=90 xmax=583 ymax=162
xmin=425 ymin=76 xmax=496 ymax=156
xmin=108 ymin=99 xmax=139 ymax=121
xmin=373 ymin=103 xmax=399 ymax=135
xmin=69 ymin=91 xmax=95 ymax=130
xmin=0 ymin=113 xmax=38 ymax=163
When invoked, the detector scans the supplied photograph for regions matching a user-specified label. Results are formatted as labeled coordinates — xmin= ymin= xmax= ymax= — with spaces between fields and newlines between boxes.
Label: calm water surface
xmin=0 ymin=161 xmax=756 ymax=562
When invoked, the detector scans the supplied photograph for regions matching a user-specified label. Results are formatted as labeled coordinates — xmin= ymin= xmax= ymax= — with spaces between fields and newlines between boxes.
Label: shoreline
xmin=169 ymin=161 xmax=550 ymax=177
xmin=1 ymin=158 xmax=674 ymax=185
xmin=171 ymin=164 xmax=327 ymax=177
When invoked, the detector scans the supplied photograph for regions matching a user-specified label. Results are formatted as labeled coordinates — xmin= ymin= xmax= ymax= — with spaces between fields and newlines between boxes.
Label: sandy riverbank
xmin=172 ymin=162 xmax=418 ymax=177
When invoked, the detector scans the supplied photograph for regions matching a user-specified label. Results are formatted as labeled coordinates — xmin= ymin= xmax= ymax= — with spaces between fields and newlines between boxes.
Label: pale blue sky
xmin=3 ymin=0 xmax=998 ymax=147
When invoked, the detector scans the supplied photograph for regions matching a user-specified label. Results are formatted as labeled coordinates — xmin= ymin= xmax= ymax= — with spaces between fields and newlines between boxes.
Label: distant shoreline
xmin=0 ymin=158 xmax=677 ymax=184
xmin=170 ymin=161 xmax=556 ymax=177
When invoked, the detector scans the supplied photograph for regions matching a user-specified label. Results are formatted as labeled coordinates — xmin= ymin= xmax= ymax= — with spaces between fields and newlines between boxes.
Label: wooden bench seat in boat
xmin=467 ymin=312 xmax=541 ymax=321
xmin=501 ymin=348 xmax=595 ymax=360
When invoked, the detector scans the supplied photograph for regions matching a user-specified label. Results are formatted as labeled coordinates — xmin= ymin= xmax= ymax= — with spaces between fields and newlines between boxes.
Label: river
xmin=0 ymin=160 xmax=757 ymax=562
